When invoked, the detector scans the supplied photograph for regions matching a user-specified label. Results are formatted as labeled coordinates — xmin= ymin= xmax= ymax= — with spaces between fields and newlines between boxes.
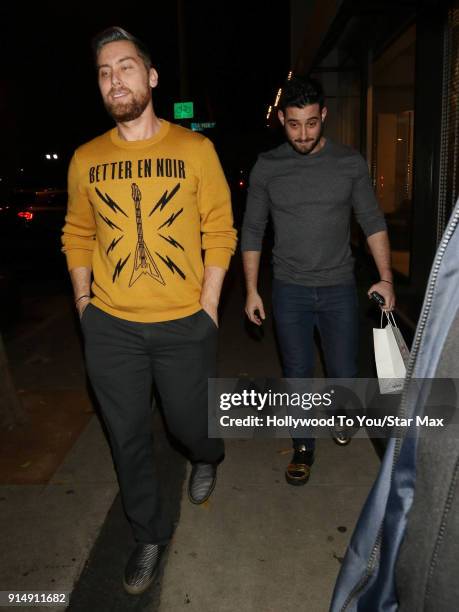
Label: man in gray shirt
xmin=241 ymin=77 xmax=395 ymax=485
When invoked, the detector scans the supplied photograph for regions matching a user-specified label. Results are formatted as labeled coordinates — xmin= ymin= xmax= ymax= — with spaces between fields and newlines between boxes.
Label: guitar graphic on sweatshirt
xmin=129 ymin=183 xmax=165 ymax=287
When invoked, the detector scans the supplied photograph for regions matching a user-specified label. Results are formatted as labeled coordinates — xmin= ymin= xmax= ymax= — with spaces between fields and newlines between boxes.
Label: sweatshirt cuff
xmin=64 ymin=249 xmax=94 ymax=270
xmin=204 ymin=248 xmax=233 ymax=270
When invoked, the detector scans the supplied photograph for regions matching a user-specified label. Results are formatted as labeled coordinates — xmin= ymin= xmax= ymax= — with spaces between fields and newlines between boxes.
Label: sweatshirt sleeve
xmin=197 ymin=138 xmax=237 ymax=270
xmin=352 ymin=154 xmax=387 ymax=237
xmin=240 ymin=158 xmax=270 ymax=251
xmin=61 ymin=151 xmax=96 ymax=269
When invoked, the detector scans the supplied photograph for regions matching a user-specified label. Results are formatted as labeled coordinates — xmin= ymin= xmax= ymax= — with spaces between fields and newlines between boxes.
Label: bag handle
xmin=381 ymin=310 xmax=397 ymax=328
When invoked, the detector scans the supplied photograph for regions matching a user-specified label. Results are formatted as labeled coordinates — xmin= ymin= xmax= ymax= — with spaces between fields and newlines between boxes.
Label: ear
xmin=277 ymin=110 xmax=285 ymax=126
xmin=149 ymin=67 xmax=159 ymax=89
xmin=321 ymin=106 xmax=327 ymax=122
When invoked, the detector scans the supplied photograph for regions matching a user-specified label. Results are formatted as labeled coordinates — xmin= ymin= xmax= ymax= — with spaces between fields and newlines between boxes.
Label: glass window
xmin=438 ymin=5 xmax=459 ymax=239
xmin=338 ymin=60 xmax=361 ymax=150
xmin=372 ymin=25 xmax=416 ymax=277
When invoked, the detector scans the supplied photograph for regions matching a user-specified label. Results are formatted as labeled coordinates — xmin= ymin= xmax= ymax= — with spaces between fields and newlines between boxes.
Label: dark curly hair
xmin=278 ymin=76 xmax=325 ymax=112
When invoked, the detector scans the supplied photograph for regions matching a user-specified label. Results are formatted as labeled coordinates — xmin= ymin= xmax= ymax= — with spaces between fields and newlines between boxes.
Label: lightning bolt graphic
xmin=95 ymin=188 xmax=128 ymax=217
xmin=157 ymin=208 xmax=184 ymax=230
xmin=155 ymin=252 xmax=186 ymax=280
xmin=106 ymin=235 xmax=124 ymax=255
xmin=159 ymin=234 xmax=184 ymax=251
xmin=98 ymin=213 xmax=123 ymax=231
xmin=149 ymin=183 xmax=181 ymax=216
xmin=112 ymin=254 xmax=131 ymax=282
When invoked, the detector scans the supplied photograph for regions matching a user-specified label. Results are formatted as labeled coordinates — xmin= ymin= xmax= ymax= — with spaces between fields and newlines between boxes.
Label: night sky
xmin=1 ymin=1 xmax=290 ymax=186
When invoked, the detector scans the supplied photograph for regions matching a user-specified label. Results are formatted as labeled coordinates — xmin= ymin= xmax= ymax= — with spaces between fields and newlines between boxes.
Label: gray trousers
xmin=81 ymin=304 xmax=224 ymax=544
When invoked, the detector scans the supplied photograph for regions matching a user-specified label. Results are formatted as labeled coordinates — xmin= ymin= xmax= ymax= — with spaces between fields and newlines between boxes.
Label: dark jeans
xmin=272 ymin=279 xmax=359 ymax=451
xmin=81 ymin=304 xmax=223 ymax=544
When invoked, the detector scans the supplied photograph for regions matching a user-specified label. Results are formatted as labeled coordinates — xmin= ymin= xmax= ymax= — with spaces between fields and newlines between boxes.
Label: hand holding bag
xmin=373 ymin=311 xmax=410 ymax=394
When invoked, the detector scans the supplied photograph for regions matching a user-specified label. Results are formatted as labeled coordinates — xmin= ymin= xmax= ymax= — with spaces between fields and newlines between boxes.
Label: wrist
xmin=200 ymin=297 xmax=218 ymax=309
xmin=379 ymin=269 xmax=393 ymax=281
xmin=75 ymin=294 xmax=90 ymax=306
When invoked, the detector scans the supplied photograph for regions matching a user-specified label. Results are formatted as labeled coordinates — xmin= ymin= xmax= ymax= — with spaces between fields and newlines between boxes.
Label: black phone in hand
xmin=370 ymin=291 xmax=385 ymax=306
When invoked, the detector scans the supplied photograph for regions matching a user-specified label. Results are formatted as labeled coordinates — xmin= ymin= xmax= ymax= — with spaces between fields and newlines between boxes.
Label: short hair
xmin=278 ymin=76 xmax=325 ymax=112
xmin=92 ymin=26 xmax=152 ymax=71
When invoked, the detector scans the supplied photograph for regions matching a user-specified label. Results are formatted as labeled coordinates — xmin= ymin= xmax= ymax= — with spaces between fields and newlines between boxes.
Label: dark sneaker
xmin=123 ymin=543 xmax=164 ymax=595
xmin=188 ymin=462 xmax=217 ymax=504
xmin=285 ymin=445 xmax=315 ymax=486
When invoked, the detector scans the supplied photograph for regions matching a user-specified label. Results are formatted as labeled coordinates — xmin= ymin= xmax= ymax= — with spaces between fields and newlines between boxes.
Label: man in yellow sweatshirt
xmin=61 ymin=26 xmax=237 ymax=595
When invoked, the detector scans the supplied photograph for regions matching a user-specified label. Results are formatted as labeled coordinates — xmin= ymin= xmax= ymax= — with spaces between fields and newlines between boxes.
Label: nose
xmin=111 ymin=69 xmax=122 ymax=87
xmin=300 ymin=125 xmax=307 ymax=141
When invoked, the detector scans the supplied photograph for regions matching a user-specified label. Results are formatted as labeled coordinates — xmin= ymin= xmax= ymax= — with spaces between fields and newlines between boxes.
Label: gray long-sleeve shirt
xmin=241 ymin=139 xmax=387 ymax=286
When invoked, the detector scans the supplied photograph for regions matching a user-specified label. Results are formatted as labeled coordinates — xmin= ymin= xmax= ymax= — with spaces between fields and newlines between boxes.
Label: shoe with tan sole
xmin=285 ymin=445 xmax=315 ymax=486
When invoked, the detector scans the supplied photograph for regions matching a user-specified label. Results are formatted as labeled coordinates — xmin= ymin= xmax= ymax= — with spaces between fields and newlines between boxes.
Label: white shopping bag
xmin=373 ymin=311 xmax=410 ymax=394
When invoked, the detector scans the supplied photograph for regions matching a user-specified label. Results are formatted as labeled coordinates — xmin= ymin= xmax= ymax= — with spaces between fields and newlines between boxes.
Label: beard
xmin=287 ymin=121 xmax=324 ymax=155
xmin=104 ymin=87 xmax=151 ymax=123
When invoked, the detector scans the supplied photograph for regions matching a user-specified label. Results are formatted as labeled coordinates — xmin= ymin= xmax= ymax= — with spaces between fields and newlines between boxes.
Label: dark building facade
xmin=284 ymin=0 xmax=459 ymax=326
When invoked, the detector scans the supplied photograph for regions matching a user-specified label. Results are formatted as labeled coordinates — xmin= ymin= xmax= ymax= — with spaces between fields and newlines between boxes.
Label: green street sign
xmin=174 ymin=101 xmax=194 ymax=119
xmin=191 ymin=122 xmax=216 ymax=131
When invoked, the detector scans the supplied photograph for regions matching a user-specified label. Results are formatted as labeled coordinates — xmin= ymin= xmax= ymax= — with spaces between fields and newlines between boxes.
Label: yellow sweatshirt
xmin=62 ymin=120 xmax=237 ymax=322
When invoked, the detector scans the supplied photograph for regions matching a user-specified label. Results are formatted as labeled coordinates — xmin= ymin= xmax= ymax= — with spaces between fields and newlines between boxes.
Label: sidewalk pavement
xmin=159 ymin=437 xmax=378 ymax=612
xmin=0 ymin=256 xmax=381 ymax=612
xmin=1 ymin=294 xmax=118 ymax=612
xmin=158 ymin=257 xmax=379 ymax=612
